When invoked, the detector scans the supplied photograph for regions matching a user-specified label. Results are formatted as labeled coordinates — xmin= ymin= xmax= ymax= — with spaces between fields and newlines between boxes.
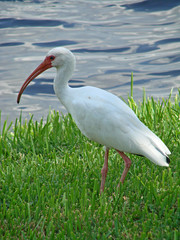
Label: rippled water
xmin=0 ymin=0 xmax=180 ymax=126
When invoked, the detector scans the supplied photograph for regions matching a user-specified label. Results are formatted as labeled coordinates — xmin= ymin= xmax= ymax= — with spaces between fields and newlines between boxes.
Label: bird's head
xmin=17 ymin=47 xmax=75 ymax=104
xmin=47 ymin=47 xmax=75 ymax=69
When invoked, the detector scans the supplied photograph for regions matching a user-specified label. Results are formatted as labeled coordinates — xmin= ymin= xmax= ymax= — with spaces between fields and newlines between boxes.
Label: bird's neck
xmin=54 ymin=64 xmax=73 ymax=107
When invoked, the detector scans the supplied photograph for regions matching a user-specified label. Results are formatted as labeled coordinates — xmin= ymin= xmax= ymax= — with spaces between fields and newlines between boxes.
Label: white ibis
xmin=17 ymin=47 xmax=171 ymax=193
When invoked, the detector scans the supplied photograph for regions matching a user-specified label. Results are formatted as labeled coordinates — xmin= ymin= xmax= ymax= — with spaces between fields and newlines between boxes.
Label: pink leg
xmin=116 ymin=150 xmax=132 ymax=186
xmin=100 ymin=147 xmax=109 ymax=194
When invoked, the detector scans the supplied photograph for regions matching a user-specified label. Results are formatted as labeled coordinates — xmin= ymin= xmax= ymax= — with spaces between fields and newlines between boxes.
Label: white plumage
xmin=17 ymin=47 xmax=171 ymax=193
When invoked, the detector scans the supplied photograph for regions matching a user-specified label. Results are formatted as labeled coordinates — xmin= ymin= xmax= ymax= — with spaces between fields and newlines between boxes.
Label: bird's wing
xmin=69 ymin=86 xmax=143 ymax=149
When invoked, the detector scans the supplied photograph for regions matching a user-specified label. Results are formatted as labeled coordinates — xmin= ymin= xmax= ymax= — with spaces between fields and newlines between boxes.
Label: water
xmin=0 ymin=0 xmax=180 ymax=126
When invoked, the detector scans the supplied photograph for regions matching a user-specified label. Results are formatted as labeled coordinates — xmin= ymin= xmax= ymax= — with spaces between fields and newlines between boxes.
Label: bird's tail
xmin=143 ymin=147 xmax=170 ymax=166
xmin=141 ymin=133 xmax=171 ymax=166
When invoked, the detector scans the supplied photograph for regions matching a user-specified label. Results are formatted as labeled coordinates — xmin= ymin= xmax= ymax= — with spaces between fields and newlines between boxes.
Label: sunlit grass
xmin=0 ymin=81 xmax=179 ymax=239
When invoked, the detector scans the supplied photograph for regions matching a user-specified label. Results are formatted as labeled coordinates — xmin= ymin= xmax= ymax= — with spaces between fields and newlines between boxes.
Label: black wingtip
xmin=166 ymin=156 xmax=170 ymax=164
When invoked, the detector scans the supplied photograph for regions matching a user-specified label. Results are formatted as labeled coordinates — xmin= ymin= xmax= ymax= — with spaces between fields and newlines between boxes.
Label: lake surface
xmin=0 ymin=0 xmax=180 ymax=126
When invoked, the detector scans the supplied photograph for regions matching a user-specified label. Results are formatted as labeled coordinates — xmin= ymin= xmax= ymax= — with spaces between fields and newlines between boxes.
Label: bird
xmin=17 ymin=47 xmax=171 ymax=194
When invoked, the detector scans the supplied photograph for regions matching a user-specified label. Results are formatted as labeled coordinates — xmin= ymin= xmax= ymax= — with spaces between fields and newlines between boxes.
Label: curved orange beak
xmin=17 ymin=56 xmax=52 ymax=104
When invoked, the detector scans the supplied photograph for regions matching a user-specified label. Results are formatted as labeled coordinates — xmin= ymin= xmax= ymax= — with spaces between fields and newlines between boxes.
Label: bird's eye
xmin=50 ymin=55 xmax=55 ymax=60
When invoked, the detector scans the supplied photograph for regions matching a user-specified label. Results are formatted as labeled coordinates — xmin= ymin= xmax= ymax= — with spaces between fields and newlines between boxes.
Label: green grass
xmin=0 ymin=85 xmax=179 ymax=239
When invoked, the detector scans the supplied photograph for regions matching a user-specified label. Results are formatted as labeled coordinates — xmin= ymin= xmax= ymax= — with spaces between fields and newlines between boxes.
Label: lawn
xmin=0 ymin=87 xmax=179 ymax=239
